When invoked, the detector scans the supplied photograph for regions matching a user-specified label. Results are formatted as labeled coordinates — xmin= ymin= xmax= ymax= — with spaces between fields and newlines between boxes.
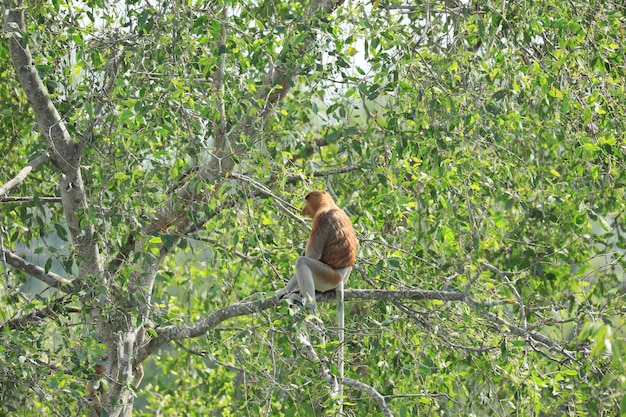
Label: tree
xmin=1 ymin=0 xmax=625 ymax=415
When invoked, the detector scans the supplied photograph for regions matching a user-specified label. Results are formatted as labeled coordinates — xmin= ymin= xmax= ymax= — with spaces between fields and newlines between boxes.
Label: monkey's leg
xmin=274 ymin=276 xmax=304 ymax=308
xmin=276 ymin=275 xmax=298 ymax=297
xmin=294 ymin=257 xmax=345 ymax=310
xmin=295 ymin=257 xmax=318 ymax=310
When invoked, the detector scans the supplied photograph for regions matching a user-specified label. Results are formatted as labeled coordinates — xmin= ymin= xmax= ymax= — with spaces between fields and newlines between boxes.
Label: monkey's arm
xmin=305 ymin=213 xmax=332 ymax=260
xmin=305 ymin=237 xmax=325 ymax=260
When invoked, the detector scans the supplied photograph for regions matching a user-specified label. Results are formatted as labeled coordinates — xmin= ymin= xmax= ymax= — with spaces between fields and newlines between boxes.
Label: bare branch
xmin=135 ymin=289 xmax=464 ymax=363
xmin=345 ymin=288 xmax=465 ymax=302
xmin=135 ymin=286 xmax=578 ymax=366
xmin=4 ymin=2 xmax=77 ymax=174
xmin=0 ymin=153 xmax=49 ymax=198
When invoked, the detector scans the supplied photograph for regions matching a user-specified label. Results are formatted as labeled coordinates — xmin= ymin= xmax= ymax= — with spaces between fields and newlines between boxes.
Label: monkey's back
xmin=315 ymin=209 xmax=357 ymax=269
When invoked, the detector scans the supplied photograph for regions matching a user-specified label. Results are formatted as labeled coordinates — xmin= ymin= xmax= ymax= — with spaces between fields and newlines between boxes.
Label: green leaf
xmin=44 ymin=257 xmax=52 ymax=274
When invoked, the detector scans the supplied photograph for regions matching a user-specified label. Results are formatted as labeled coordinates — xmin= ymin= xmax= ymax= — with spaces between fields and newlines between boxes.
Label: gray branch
xmin=135 ymin=285 xmax=578 ymax=367
xmin=0 ymin=196 xmax=62 ymax=204
xmin=343 ymin=378 xmax=394 ymax=417
xmin=2 ymin=250 xmax=74 ymax=291
xmin=138 ymin=289 xmax=465 ymax=362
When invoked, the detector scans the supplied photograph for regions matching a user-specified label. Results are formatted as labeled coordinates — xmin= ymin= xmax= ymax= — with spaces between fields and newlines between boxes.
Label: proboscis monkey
xmin=86 ymin=363 xmax=105 ymax=409
xmin=277 ymin=190 xmax=357 ymax=311
xmin=277 ymin=190 xmax=356 ymax=409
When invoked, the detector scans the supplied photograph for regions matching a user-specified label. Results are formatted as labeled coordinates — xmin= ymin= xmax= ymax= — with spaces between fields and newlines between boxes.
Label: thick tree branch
xmin=135 ymin=287 xmax=578 ymax=365
xmin=136 ymin=289 xmax=464 ymax=363
xmin=3 ymin=0 xmax=103 ymax=283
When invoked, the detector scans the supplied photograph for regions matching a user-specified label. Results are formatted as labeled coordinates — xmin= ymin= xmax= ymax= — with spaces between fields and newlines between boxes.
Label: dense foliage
xmin=1 ymin=0 xmax=624 ymax=415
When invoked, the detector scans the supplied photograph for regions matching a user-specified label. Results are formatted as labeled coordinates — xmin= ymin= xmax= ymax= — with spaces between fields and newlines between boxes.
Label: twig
xmin=229 ymin=172 xmax=307 ymax=228
xmin=295 ymin=328 xmax=340 ymax=403
xmin=481 ymin=261 xmax=527 ymax=331
xmin=191 ymin=235 xmax=259 ymax=262
xmin=213 ymin=6 xmax=228 ymax=152
xmin=1 ymin=296 xmax=80 ymax=330
xmin=285 ymin=165 xmax=362 ymax=185
xmin=464 ymin=295 xmax=576 ymax=361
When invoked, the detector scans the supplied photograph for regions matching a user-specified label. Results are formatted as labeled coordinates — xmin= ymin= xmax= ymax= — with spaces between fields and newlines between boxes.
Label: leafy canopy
xmin=1 ymin=0 xmax=625 ymax=416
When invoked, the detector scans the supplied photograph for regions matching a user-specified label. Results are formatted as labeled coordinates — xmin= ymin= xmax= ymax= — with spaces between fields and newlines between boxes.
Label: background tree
xmin=1 ymin=0 xmax=625 ymax=416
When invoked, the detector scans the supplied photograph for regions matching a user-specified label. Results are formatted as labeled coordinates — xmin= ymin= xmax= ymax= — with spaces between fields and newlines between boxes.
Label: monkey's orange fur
xmin=303 ymin=190 xmax=357 ymax=270
xmin=277 ymin=190 xmax=356 ymax=310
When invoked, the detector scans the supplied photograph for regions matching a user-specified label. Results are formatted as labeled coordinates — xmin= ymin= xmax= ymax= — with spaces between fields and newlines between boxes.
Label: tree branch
xmin=343 ymin=378 xmax=394 ymax=417
xmin=136 ymin=289 xmax=463 ymax=363
xmin=135 ymin=287 xmax=578 ymax=365
xmin=2 ymin=250 xmax=74 ymax=292
xmin=0 ymin=196 xmax=62 ymax=204
xmin=0 ymin=296 xmax=79 ymax=330
xmin=3 ymin=0 xmax=103 ymax=283
xmin=0 ymin=153 xmax=49 ymax=198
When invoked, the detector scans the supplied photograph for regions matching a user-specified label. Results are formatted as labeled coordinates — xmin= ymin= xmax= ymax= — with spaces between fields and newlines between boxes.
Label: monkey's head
xmin=301 ymin=190 xmax=333 ymax=218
